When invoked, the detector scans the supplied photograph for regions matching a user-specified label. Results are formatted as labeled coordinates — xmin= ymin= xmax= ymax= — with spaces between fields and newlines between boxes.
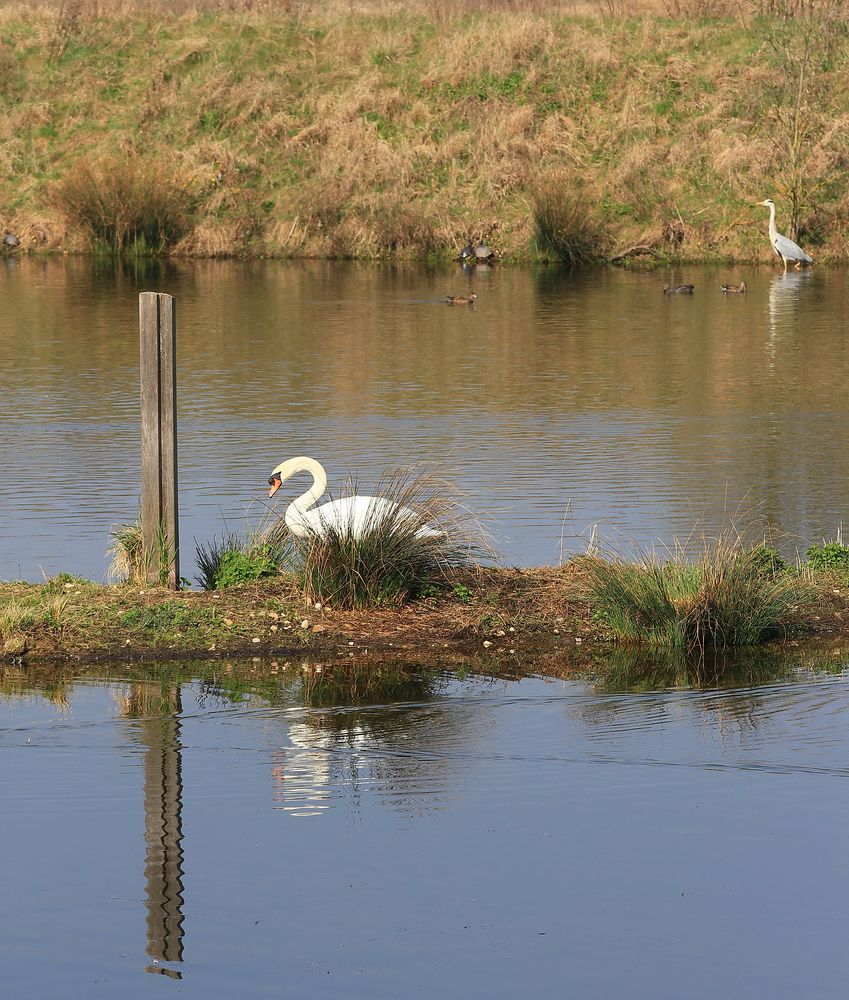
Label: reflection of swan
xmin=267 ymin=456 xmax=442 ymax=539
xmin=758 ymin=199 xmax=813 ymax=270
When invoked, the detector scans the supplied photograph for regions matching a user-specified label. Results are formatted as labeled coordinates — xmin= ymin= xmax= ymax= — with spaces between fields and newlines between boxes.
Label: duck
xmin=445 ymin=294 xmax=477 ymax=305
xmin=721 ymin=282 xmax=747 ymax=294
xmin=757 ymin=198 xmax=813 ymax=270
xmin=267 ymin=456 xmax=443 ymax=540
xmin=663 ymin=284 xmax=695 ymax=294
xmin=454 ymin=241 xmax=496 ymax=264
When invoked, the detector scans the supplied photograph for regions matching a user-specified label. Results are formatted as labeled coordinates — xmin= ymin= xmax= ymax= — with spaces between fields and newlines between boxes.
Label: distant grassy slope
xmin=2 ymin=1 xmax=849 ymax=261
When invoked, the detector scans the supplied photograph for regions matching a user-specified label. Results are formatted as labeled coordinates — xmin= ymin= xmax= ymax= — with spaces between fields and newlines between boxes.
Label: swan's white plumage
xmin=268 ymin=456 xmax=442 ymax=540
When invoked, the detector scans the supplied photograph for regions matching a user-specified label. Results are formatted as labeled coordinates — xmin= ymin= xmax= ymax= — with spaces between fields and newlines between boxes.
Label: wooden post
xmin=139 ymin=292 xmax=179 ymax=589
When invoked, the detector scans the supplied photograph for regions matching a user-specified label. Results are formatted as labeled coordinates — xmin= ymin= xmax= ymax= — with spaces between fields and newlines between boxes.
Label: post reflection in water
xmin=121 ymin=683 xmax=185 ymax=979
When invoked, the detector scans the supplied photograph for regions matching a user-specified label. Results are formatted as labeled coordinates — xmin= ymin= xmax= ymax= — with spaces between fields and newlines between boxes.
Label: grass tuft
xmin=529 ymin=176 xmax=608 ymax=266
xmin=53 ymin=156 xmax=189 ymax=254
xmin=584 ymin=533 xmax=810 ymax=651
xmin=295 ymin=467 xmax=488 ymax=609
xmin=195 ymin=517 xmax=291 ymax=590
xmin=108 ymin=520 xmax=145 ymax=584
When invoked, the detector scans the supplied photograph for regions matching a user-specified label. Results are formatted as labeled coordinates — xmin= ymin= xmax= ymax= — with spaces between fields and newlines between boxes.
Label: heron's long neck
xmin=284 ymin=457 xmax=327 ymax=525
xmin=767 ymin=203 xmax=778 ymax=242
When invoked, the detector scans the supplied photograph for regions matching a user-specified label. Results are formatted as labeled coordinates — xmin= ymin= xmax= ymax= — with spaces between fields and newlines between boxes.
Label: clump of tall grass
xmin=108 ymin=519 xmax=180 ymax=587
xmin=108 ymin=519 xmax=145 ymax=584
xmin=529 ymin=176 xmax=608 ymax=266
xmin=53 ymin=156 xmax=189 ymax=254
xmin=295 ymin=467 xmax=487 ymax=609
xmin=195 ymin=516 xmax=291 ymax=590
xmin=585 ymin=533 xmax=810 ymax=652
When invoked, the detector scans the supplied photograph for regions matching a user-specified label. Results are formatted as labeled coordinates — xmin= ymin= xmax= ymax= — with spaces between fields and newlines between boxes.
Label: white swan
xmin=267 ymin=456 xmax=443 ymax=540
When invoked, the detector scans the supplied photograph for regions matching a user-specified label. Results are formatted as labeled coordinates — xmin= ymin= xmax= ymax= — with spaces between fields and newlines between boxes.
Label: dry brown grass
xmin=53 ymin=155 xmax=190 ymax=252
xmin=4 ymin=2 xmax=849 ymax=261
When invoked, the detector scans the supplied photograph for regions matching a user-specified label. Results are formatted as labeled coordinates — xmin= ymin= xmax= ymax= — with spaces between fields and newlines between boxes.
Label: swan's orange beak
xmin=268 ymin=475 xmax=282 ymax=498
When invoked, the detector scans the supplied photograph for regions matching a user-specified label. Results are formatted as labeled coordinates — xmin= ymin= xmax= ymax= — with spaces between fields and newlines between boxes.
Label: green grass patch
xmin=805 ymin=541 xmax=849 ymax=575
xmin=195 ymin=518 xmax=291 ymax=590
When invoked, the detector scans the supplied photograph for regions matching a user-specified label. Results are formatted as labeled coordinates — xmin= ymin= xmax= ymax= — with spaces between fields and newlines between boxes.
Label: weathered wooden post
xmin=139 ymin=292 xmax=179 ymax=589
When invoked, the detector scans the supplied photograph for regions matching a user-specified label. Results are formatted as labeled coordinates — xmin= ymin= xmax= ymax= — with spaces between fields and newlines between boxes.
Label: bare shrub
xmin=53 ymin=156 xmax=189 ymax=253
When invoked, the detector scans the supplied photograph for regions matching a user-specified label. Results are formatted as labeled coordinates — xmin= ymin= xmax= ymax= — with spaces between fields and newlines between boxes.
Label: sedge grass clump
xmin=295 ymin=467 xmax=487 ymax=609
xmin=108 ymin=520 xmax=145 ymax=584
xmin=529 ymin=176 xmax=608 ymax=266
xmin=585 ymin=535 xmax=810 ymax=652
xmin=53 ymin=156 xmax=189 ymax=254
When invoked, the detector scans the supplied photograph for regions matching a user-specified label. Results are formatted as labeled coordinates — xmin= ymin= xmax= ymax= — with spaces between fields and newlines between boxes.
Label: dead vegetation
xmin=3 ymin=2 xmax=849 ymax=260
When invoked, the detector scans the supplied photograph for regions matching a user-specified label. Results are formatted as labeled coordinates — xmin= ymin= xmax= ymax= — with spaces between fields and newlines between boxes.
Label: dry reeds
xmin=53 ymin=156 xmax=189 ymax=254
xmin=530 ymin=176 xmax=608 ymax=265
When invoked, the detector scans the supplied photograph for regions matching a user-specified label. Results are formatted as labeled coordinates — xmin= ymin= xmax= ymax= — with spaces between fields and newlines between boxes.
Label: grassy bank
xmin=3 ymin=1 xmax=849 ymax=261
xmin=1 ymin=558 xmax=847 ymax=667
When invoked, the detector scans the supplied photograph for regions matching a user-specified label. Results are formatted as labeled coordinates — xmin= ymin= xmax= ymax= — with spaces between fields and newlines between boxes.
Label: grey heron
xmin=758 ymin=199 xmax=812 ymax=270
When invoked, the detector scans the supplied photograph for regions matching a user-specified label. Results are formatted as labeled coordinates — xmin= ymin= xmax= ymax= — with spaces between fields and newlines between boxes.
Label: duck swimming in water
xmin=663 ymin=284 xmax=694 ymax=294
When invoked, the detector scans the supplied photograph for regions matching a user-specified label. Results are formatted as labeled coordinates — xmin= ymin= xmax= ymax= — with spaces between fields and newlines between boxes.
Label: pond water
xmin=1 ymin=656 xmax=847 ymax=997
xmin=1 ymin=256 xmax=848 ymax=582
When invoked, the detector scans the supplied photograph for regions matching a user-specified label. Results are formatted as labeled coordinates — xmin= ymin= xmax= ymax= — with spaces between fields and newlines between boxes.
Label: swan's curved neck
xmin=272 ymin=457 xmax=327 ymax=528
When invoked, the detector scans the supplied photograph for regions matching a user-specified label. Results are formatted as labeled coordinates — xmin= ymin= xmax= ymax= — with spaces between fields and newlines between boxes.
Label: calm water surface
xmin=1 ymin=657 xmax=847 ymax=997
xmin=1 ymin=257 xmax=848 ymax=581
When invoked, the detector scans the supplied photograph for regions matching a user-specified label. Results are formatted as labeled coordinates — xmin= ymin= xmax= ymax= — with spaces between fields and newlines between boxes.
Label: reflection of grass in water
xmin=300 ymin=662 xmax=442 ymax=707
xmin=596 ymin=645 xmax=798 ymax=693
